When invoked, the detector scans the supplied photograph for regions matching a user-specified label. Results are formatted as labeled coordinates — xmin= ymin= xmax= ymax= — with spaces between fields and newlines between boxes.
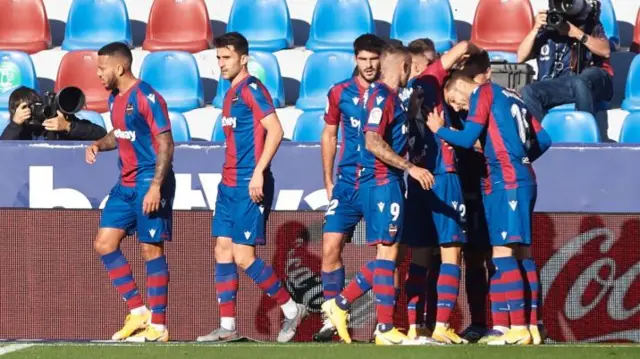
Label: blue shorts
xmin=483 ymin=186 xmax=537 ymax=247
xmin=462 ymin=190 xmax=491 ymax=252
xmin=361 ymin=180 xmax=405 ymax=246
xmin=404 ymin=173 xmax=466 ymax=248
xmin=212 ymin=176 xmax=274 ymax=246
xmin=323 ymin=180 xmax=362 ymax=235
xmin=100 ymin=176 xmax=175 ymax=243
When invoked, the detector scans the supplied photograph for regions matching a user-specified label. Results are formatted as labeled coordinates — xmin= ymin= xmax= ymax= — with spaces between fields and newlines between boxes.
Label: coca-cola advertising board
xmin=0 ymin=210 xmax=638 ymax=343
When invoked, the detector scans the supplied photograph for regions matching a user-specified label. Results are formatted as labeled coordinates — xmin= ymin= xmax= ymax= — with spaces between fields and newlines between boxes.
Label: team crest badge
xmin=388 ymin=224 xmax=398 ymax=237
xmin=126 ymin=103 xmax=133 ymax=115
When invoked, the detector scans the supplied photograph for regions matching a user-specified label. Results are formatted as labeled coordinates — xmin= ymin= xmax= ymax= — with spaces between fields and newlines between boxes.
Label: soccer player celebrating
xmin=196 ymin=32 xmax=307 ymax=343
xmin=86 ymin=42 xmax=175 ymax=342
xmin=315 ymin=34 xmax=386 ymax=342
xmin=427 ymin=74 xmax=552 ymax=345
xmin=323 ymin=42 xmax=435 ymax=346
xmin=402 ymin=40 xmax=482 ymax=344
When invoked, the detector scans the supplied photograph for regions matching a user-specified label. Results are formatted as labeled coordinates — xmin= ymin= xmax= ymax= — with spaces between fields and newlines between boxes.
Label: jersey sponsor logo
xmin=126 ymin=103 xmax=134 ymax=115
xmin=221 ymin=116 xmax=237 ymax=128
xmin=368 ymin=108 xmax=382 ymax=125
xmin=113 ymin=129 xmax=136 ymax=142
xmin=349 ymin=117 xmax=361 ymax=128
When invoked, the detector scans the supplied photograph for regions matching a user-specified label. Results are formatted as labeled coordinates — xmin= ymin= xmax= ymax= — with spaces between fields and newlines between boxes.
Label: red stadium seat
xmin=470 ymin=0 xmax=534 ymax=53
xmin=0 ymin=0 xmax=51 ymax=54
xmin=632 ymin=9 xmax=640 ymax=53
xmin=55 ymin=51 xmax=110 ymax=113
xmin=143 ymin=0 xmax=213 ymax=53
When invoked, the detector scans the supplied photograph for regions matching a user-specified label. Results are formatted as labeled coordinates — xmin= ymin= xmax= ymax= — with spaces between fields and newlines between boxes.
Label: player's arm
xmin=85 ymin=129 xmax=116 ymax=164
xmin=143 ymin=93 xmax=174 ymax=214
xmin=435 ymin=121 xmax=484 ymax=149
xmin=517 ymin=11 xmax=547 ymax=63
xmin=321 ymin=88 xmax=341 ymax=199
xmin=257 ymin=113 xmax=284 ymax=173
xmin=151 ymin=132 xmax=174 ymax=188
xmin=527 ymin=116 xmax=552 ymax=162
xmin=440 ymin=41 xmax=483 ymax=71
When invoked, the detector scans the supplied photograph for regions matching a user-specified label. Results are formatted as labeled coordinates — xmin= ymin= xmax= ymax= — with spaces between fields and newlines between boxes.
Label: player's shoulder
xmin=135 ymin=81 xmax=165 ymax=105
xmin=471 ymin=81 xmax=495 ymax=99
xmin=369 ymin=81 xmax=391 ymax=96
xmin=242 ymin=75 xmax=268 ymax=93
xmin=329 ymin=77 xmax=355 ymax=94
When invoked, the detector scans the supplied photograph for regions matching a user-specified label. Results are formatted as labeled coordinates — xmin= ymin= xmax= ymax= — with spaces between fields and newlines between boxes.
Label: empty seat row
xmin=0 ymin=0 xmax=624 ymax=56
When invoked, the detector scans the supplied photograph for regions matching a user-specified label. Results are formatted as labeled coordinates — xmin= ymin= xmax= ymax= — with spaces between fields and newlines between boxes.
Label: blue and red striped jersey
xmin=324 ymin=76 xmax=368 ymax=187
xmin=109 ymin=80 xmax=171 ymax=187
xmin=359 ymin=82 xmax=408 ymax=186
xmin=220 ymin=75 xmax=276 ymax=187
xmin=407 ymin=59 xmax=457 ymax=174
xmin=437 ymin=82 xmax=549 ymax=194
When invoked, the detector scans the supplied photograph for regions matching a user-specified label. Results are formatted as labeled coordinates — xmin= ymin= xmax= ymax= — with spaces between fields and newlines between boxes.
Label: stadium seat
xmin=143 ymin=0 xmax=213 ymax=53
xmin=0 ymin=0 xmax=51 ymax=54
xmin=0 ymin=111 xmax=9 ymax=133
xmin=292 ymin=111 xmax=324 ymax=142
xmin=211 ymin=113 xmax=225 ymax=142
xmin=75 ymin=110 xmax=105 ymax=128
xmin=621 ymin=54 xmax=640 ymax=112
xmin=296 ymin=51 xmax=355 ymax=111
xmin=549 ymin=101 xmax=609 ymax=113
xmin=390 ymin=0 xmax=457 ymax=54
xmin=632 ymin=9 xmax=640 ymax=53
xmin=599 ymin=0 xmax=620 ymax=50
xmin=169 ymin=111 xmax=191 ymax=142
xmin=619 ymin=112 xmax=640 ymax=143
xmin=0 ymin=51 xmax=39 ymax=110
xmin=55 ymin=51 xmax=110 ymax=113
xmin=541 ymin=111 xmax=600 ymax=143
xmin=213 ymin=51 xmax=285 ymax=108
xmin=470 ymin=0 xmax=534 ymax=61
xmin=62 ymin=0 xmax=133 ymax=51
xmin=139 ymin=51 xmax=204 ymax=112
xmin=306 ymin=0 xmax=375 ymax=52
xmin=226 ymin=0 xmax=293 ymax=52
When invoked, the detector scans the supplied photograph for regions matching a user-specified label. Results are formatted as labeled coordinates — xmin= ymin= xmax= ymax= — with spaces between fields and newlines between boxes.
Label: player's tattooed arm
xmin=365 ymin=131 xmax=412 ymax=171
xmin=151 ymin=132 xmax=174 ymax=187
xmin=95 ymin=129 xmax=117 ymax=151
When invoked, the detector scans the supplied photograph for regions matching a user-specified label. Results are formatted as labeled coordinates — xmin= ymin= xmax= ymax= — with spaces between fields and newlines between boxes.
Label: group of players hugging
xmin=85 ymin=30 xmax=551 ymax=345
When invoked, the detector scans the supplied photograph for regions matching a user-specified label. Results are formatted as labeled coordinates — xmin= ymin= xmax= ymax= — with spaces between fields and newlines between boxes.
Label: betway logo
xmin=221 ymin=116 xmax=237 ymax=128
xmin=27 ymin=166 xmax=330 ymax=210
xmin=113 ymin=129 xmax=136 ymax=142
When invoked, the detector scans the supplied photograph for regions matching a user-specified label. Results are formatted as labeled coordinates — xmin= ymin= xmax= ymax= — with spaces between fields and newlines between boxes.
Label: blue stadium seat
xmin=549 ymin=101 xmax=609 ymax=113
xmin=622 ymin=54 xmax=640 ymax=112
xmin=390 ymin=0 xmax=457 ymax=53
xmin=139 ymin=51 xmax=204 ymax=112
xmin=292 ymin=111 xmax=324 ymax=142
xmin=599 ymin=0 xmax=620 ymax=50
xmin=306 ymin=0 xmax=375 ymax=52
xmin=0 ymin=51 xmax=39 ymax=110
xmin=541 ymin=111 xmax=600 ymax=143
xmin=169 ymin=111 xmax=191 ymax=142
xmin=75 ymin=110 xmax=105 ymax=128
xmin=213 ymin=51 xmax=285 ymax=108
xmin=211 ymin=113 xmax=225 ymax=142
xmin=619 ymin=112 xmax=640 ymax=143
xmin=296 ymin=51 xmax=355 ymax=111
xmin=487 ymin=52 xmax=518 ymax=63
xmin=226 ymin=0 xmax=293 ymax=52
xmin=62 ymin=0 xmax=133 ymax=51
xmin=0 ymin=111 xmax=9 ymax=133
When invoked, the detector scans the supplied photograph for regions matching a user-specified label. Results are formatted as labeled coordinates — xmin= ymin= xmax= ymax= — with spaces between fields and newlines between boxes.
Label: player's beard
xmin=104 ymin=75 xmax=118 ymax=91
xmin=359 ymin=67 xmax=378 ymax=83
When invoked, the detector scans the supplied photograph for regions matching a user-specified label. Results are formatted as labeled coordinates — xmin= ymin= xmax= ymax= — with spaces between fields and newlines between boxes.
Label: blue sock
xmin=321 ymin=267 xmax=345 ymax=300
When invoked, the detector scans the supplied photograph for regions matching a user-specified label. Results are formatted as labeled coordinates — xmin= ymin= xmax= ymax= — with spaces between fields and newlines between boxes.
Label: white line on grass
xmin=0 ymin=344 xmax=34 ymax=356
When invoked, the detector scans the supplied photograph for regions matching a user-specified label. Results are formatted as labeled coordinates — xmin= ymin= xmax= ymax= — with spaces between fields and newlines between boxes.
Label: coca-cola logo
xmin=540 ymin=216 xmax=640 ymax=343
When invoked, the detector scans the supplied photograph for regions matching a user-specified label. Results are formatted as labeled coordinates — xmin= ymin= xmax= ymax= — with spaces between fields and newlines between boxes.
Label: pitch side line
xmin=0 ymin=344 xmax=35 ymax=356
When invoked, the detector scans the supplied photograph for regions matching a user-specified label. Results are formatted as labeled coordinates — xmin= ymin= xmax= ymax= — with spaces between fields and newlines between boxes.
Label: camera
xmin=546 ymin=0 xmax=599 ymax=33
xmin=28 ymin=86 xmax=86 ymax=126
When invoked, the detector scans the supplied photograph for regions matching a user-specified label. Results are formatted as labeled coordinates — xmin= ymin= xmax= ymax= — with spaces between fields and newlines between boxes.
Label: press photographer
xmin=0 ymin=86 xmax=107 ymax=141
xmin=517 ymin=0 xmax=613 ymax=122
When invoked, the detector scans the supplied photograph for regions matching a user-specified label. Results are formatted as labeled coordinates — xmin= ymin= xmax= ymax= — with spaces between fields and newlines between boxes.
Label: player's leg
xmin=126 ymin=181 xmax=175 ymax=343
xmin=96 ymin=185 xmax=148 ymax=341
xmin=197 ymin=183 xmax=239 ymax=342
xmin=231 ymin=180 xmax=307 ymax=343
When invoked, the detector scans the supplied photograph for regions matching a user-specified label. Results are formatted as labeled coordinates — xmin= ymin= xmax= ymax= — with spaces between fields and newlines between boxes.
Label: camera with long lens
xmin=28 ymin=86 xmax=86 ymax=127
xmin=546 ymin=0 xmax=599 ymax=33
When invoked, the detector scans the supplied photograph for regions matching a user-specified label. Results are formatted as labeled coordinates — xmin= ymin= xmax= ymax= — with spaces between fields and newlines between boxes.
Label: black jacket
xmin=0 ymin=116 xmax=107 ymax=141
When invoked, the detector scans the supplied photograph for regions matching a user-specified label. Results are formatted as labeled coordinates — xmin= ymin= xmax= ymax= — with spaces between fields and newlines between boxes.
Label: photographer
xmin=517 ymin=0 xmax=613 ymax=123
xmin=1 ymin=86 xmax=106 ymax=141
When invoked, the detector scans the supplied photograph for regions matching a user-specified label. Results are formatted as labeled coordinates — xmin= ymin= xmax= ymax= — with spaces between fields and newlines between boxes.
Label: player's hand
xmin=142 ymin=184 xmax=161 ymax=215
xmin=534 ymin=10 xmax=547 ymax=31
xmin=249 ymin=171 xmax=264 ymax=203
xmin=85 ymin=143 xmax=99 ymax=164
xmin=325 ymin=181 xmax=334 ymax=201
xmin=42 ymin=111 xmax=71 ymax=132
xmin=12 ymin=102 xmax=31 ymax=125
xmin=408 ymin=165 xmax=435 ymax=190
xmin=426 ymin=109 xmax=445 ymax=134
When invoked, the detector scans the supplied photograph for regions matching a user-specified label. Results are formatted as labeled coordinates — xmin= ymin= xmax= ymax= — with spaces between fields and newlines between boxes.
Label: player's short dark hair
xmin=408 ymin=38 xmax=437 ymax=61
xmin=97 ymin=42 xmax=133 ymax=69
xmin=353 ymin=34 xmax=385 ymax=56
xmin=8 ymin=86 xmax=40 ymax=119
xmin=215 ymin=32 xmax=249 ymax=56
xmin=460 ymin=50 xmax=491 ymax=78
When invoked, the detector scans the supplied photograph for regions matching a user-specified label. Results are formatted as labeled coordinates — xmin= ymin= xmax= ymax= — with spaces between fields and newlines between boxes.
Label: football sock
xmin=100 ymin=249 xmax=144 ymax=312
xmin=519 ymin=258 xmax=540 ymax=325
xmin=465 ymin=263 xmax=488 ymax=326
xmin=337 ymin=260 xmax=376 ymax=310
xmin=146 ymin=255 xmax=169 ymax=329
xmin=245 ymin=258 xmax=291 ymax=306
xmin=215 ymin=262 xmax=238 ymax=322
xmin=321 ymin=267 xmax=345 ymax=301
xmin=436 ymin=263 xmax=461 ymax=325
xmin=492 ymin=257 xmax=526 ymax=327
xmin=374 ymin=259 xmax=396 ymax=333
xmin=405 ymin=263 xmax=428 ymax=326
